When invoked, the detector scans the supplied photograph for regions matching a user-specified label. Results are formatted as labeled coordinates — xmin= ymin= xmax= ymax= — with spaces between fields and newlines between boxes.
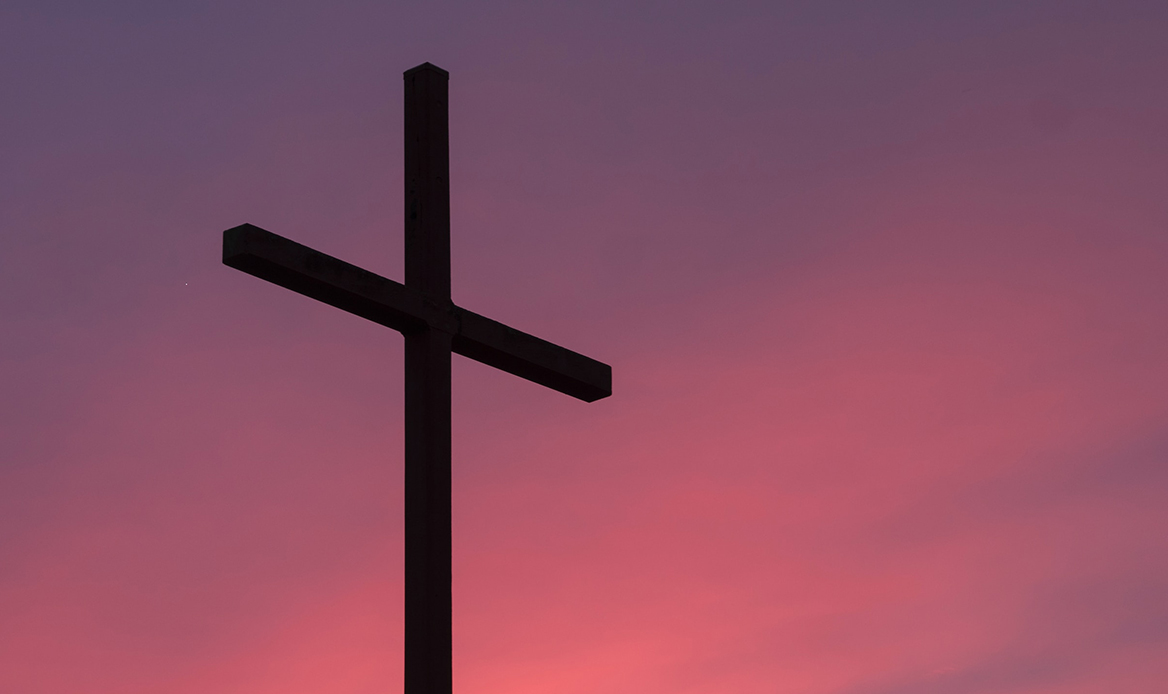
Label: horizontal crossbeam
xmin=223 ymin=223 xmax=611 ymax=402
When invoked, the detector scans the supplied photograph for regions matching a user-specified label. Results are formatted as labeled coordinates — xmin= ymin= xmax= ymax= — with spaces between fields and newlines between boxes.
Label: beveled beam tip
xmin=404 ymin=62 xmax=449 ymax=78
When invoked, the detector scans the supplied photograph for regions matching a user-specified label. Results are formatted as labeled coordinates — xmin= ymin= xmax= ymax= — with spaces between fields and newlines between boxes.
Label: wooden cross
xmin=221 ymin=62 xmax=611 ymax=693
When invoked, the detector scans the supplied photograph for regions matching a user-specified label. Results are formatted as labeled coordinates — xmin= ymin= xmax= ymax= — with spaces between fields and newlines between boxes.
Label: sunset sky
xmin=3 ymin=2 xmax=1168 ymax=693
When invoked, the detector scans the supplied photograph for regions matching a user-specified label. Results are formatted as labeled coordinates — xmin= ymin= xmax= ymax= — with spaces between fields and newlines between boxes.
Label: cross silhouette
xmin=222 ymin=62 xmax=611 ymax=693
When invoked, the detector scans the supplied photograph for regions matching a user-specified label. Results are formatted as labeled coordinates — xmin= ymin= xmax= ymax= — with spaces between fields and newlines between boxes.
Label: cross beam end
xmin=453 ymin=310 xmax=611 ymax=402
xmin=223 ymin=223 xmax=445 ymax=334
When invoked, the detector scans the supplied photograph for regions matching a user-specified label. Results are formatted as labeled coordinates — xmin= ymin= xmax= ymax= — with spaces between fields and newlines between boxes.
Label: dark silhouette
xmin=221 ymin=62 xmax=611 ymax=694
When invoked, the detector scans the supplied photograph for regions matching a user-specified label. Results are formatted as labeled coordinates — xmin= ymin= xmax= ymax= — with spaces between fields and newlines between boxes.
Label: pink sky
xmin=2 ymin=2 xmax=1167 ymax=692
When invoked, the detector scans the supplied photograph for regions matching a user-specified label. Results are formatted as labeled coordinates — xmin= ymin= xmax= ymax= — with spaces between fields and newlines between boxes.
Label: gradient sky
xmin=3 ymin=2 xmax=1168 ymax=693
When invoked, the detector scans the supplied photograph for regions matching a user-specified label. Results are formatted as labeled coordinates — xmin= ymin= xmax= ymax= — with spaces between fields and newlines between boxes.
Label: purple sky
xmin=3 ymin=2 xmax=1168 ymax=692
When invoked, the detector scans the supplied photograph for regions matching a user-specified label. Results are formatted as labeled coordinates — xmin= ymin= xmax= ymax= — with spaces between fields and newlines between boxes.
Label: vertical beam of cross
xmin=403 ymin=63 xmax=453 ymax=694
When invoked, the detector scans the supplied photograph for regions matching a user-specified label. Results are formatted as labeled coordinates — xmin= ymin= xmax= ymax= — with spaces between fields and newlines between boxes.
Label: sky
xmin=2 ymin=1 xmax=1167 ymax=692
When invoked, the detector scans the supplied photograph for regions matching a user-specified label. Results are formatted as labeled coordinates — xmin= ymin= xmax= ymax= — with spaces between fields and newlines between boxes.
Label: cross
xmin=221 ymin=62 xmax=611 ymax=693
